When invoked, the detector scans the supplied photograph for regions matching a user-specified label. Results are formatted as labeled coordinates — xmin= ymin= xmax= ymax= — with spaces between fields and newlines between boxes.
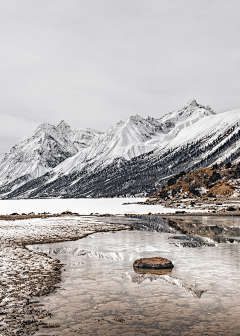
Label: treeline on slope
xmin=152 ymin=161 xmax=240 ymax=200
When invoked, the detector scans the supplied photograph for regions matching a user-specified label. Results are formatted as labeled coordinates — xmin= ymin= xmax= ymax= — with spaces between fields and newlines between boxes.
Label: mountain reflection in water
xmin=128 ymin=270 xmax=206 ymax=299
xmin=29 ymin=216 xmax=240 ymax=336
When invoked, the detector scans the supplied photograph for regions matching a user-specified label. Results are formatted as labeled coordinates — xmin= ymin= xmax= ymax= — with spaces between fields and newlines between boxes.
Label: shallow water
xmin=29 ymin=219 xmax=240 ymax=336
xmin=167 ymin=215 xmax=240 ymax=228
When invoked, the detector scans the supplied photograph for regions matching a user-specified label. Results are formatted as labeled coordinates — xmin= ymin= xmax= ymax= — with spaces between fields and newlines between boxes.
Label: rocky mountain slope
xmin=1 ymin=99 xmax=240 ymax=199
xmin=147 ymin=162 xmax=240 ymax=204
xmin=0 ymin=121 xmax=103 ymax=194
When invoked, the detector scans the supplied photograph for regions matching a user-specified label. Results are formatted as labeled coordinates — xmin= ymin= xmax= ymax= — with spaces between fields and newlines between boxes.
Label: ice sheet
xmin=0 ymin=198 xmax=206 ymax=216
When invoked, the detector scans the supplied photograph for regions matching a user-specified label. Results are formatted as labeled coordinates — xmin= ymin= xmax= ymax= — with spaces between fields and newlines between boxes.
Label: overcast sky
xmin=0 ymin=0 xmax=240 ymax=157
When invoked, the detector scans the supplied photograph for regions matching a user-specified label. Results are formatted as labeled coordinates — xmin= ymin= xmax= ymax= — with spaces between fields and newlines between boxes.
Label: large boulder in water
xmin=133 ymin=257 xmax=174 ymax=270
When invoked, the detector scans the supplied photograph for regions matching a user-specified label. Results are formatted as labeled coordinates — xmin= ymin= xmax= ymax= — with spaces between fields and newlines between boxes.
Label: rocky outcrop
xmin=146 ymin=161 xmax=240 ymax=203
xmin=133 ymin=257 xmax=174 ymax=270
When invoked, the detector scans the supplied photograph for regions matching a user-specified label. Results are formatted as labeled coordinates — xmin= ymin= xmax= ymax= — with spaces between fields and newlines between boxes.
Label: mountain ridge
xmin=0 ymin=120 xmax=102 ymax=189
xmin=0 ymin=100 xmax=239 ymax=199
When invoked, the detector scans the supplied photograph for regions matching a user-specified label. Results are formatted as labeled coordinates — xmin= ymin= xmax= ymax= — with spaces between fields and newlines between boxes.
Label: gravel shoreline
xmin=0 ymin=216 xmax=131 ymax=336
xmin=125 ymin=211 xmax=240 ymax=217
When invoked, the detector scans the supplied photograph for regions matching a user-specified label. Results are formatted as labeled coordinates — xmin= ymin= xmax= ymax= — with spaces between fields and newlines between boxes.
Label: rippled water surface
xmin=30 ymin=218 xmax=240 ymax=336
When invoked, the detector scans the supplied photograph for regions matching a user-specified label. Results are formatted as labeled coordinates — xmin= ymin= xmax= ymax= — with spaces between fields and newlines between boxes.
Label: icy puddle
xmin=29 ymin=222 xmax=240 ymax=335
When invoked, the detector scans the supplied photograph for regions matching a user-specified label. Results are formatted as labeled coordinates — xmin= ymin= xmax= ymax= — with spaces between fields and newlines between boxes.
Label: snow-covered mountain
xmin=0 ymin=121 xmax=103 ymax=193
xmin=56 ymin=120 xmax=103 ymax=150
xmin=32 ymin=99 xmax=216 ymax=179
xmin=1 ymin=100 xmax=240 ymax=199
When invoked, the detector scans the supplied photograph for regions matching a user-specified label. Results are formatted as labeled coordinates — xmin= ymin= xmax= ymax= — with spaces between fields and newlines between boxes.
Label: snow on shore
xmin=0 ymin=198 xmax=178 ymax=215
xmin=0 ymin=216 xmax=129 ymax=335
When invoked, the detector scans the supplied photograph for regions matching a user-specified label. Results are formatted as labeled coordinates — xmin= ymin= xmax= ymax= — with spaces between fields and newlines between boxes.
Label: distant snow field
xmin=0 ymin=198 xmax=182 ymax=215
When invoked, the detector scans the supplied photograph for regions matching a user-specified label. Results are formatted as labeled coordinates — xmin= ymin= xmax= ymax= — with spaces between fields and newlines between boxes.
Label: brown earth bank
xmin=0 ymin=216 xmax=131 ymax=336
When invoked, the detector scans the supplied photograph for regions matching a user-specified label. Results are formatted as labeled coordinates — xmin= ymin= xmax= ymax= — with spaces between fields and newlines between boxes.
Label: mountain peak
xmin=129 ymin=114 xmax=144 ymax=122
xmin=56 ymin=120 xmax=71 ymax=133
xmin=186 ymin=99 xmax=198 ymax=107
xmin=184 ymin=99 xmax=215 ymax=115
xmin=35 ymin=122 xmax=54 ymax=134
xmin=158 ymin=99 xmax=215 ymax=126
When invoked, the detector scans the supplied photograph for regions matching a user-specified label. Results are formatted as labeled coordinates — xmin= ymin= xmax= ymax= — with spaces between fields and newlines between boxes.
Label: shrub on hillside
xmin=188 ymin=183 xmax=201 ymax=197
xmin=233 ymin=166 xmax=240 ymax=179
xmin=159 ymin=188 xmax=169 ymax=199
xmin=211 ymin=163 xmax=219 ymax=170
xmin=209 ymin=171 xmax=221 ymax=183
xmin=167 ymin=171 xmax=186 ymax=187
xmin=167 ymin=177 xmax=177 ymax=186
xmin=225 ymin=162 xmax=232 ymax=169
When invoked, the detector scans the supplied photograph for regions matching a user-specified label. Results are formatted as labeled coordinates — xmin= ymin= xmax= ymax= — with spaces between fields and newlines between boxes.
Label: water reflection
xmin=166 ymin=215 xmax=240 ymax=243
xmin=99 ymin=215 xmax=177 ymax=233
xmin=133 ymin=268 xmax=173 ymax=276
xmin=29 ymin=219 xmax=240 ymax=336
xmin=100 ymin=215 xmax=218 ymax=247
xmin=127 ymin=271 xmax=206 ymax=298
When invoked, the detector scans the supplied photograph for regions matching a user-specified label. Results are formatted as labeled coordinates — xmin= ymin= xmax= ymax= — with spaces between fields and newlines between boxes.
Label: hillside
xmin=146 ymin=162 xmax=240 ymax=203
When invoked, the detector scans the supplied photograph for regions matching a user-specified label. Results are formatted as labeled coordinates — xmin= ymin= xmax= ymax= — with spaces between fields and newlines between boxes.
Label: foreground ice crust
xmin=0 ymin=216 xmax=128 ymax=335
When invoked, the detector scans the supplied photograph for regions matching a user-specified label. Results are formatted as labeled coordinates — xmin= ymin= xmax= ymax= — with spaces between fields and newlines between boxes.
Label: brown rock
xmin=61 ymin=211 xmax=73 ymax=215
xmin=133 ymin=257 xmax=174 ymax=270
xmin=226 ymin=206 xmax=236 ymax=211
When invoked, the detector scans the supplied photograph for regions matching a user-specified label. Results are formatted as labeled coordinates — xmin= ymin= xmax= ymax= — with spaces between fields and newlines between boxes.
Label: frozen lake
xmin=0 ymin=198 xmax=178 ymax=215
xmin=29 ymin=217 xmax=240 ymax=336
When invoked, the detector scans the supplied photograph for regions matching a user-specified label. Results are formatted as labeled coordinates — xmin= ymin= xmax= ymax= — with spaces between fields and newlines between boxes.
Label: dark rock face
xmin=133 ymin=257 xmax=174 ymax=270
xmin=226 ymin=206 xmax=236 ymax=211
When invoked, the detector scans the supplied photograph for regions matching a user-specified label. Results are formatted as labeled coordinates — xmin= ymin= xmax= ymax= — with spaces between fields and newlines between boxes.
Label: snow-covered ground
xmin=0 ymin=198 xmax=209 ymax=216
xmin=0 ymin=198 xmax=181 ymax=215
